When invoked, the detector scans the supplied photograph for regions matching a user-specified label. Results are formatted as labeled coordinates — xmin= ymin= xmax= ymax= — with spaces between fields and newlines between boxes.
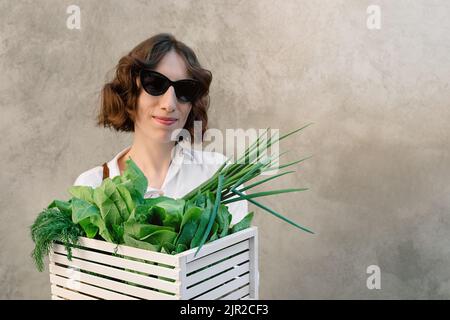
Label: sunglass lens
xmin=175 ymin=81 xmax=200 ymax=103
xmin=141 ymin=71 xmax=168 ymax=95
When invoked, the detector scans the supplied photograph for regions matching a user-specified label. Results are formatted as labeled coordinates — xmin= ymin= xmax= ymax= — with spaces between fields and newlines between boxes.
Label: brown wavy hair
xmin=97 ymin=33 xmax=212 ymax=142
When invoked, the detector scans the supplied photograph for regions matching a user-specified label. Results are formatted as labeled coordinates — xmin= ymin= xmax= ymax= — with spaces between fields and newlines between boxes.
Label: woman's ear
xmin=136 ymin=77 xmax=140 ymax=88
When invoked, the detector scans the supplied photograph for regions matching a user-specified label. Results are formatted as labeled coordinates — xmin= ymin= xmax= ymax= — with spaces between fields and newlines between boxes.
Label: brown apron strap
xmin=102 ymin=162 xmax=109 ymax=180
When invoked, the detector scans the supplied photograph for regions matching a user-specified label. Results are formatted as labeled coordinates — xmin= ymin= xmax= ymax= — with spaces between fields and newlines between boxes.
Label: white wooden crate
xmin=49 ymin=226 xmax=259 ymax=300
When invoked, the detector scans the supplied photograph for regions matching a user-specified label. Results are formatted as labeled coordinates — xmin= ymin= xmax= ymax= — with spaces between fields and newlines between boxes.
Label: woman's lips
xmin=152 ymin=116 xmax=178 ymax=126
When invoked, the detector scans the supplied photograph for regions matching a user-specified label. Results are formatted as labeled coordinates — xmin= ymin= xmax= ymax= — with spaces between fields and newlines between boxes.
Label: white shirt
xmin=73 ymin=141 xmax=249 ymax=226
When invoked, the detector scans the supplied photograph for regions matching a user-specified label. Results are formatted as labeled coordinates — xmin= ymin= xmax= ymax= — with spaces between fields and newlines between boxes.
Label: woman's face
xmin=134 ymin=50 xmax=192 ymax=144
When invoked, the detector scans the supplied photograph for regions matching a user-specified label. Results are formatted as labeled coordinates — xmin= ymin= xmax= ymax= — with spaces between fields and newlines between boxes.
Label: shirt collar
xmin=107 ymin=140 xmax=194 ymax=184
xmin=177 ymin=139 xmax=195 ymax=161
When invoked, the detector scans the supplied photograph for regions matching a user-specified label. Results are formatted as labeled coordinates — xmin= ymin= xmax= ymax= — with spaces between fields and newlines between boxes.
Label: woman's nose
xmin=161 ymin=85 xmax=177 ymax=112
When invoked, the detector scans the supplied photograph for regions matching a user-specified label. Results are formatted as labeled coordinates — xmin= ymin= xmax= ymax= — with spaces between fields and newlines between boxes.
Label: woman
xmin=73 ymin=33 xmax=248 ymax=225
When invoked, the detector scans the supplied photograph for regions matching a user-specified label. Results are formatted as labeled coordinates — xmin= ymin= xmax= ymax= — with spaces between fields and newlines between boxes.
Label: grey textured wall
xmin=1 ymin=0 xmax=449 ymax=299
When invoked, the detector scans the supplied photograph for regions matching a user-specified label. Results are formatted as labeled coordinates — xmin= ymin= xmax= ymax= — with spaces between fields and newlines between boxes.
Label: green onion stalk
xmin=182 ymin=124 xmax=314 ymax=255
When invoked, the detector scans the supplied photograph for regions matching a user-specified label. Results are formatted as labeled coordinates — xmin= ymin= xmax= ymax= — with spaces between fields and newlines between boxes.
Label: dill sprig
xmin=30 ymin=207 xmax=83 ymax=272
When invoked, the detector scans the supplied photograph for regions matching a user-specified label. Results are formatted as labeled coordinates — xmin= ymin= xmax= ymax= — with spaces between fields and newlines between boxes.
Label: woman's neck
xmin=119 ymin=133 xmax=176 ymax=189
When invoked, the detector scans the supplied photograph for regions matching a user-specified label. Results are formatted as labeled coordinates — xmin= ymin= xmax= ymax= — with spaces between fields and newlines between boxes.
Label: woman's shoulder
xmin=73 ymin=165 xmax=104 ymax=188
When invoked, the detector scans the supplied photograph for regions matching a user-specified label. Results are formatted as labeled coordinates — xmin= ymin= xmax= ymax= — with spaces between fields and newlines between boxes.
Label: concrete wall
xmin=1 ymin=0 xmax=449 ymax=299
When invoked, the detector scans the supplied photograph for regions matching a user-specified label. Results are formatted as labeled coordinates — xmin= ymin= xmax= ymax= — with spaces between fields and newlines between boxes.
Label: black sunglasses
xmin=139 ymin=69 xmax=202 ymax=103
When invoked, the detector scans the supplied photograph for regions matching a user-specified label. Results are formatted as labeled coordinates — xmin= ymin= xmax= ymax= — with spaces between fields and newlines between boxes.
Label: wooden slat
xmin=51 ymin=295 xmax=64 ymax=300
xmin=51 ymin=284 xmax=97 ymax=300
xmin=74 ymin=237 xmax=179 ymax=266
xmin=193 ymin=273 xmax=250 ymax=300
xmin=50 ymin=274 xmax=137 ymax=300
xmin=219 ymin=285 xmax=250 ymax=300
xmin=49 ymin=263 xmax=177 ymax=300
xmin=181 ymin=227 xmax=257 ymax=262
xmin=186 ymin=241 xmax=249 ymax=273
xmin=240 ymin=294 xmax=250 ymax=300
xmin=178 ymin=256 xmax=188 ymax=299
xmin=50 ymin=252 xmax=179 ymax=294
xmin=248 ymin=227 xmax=259 ymax=299
xmin=186 ymin=251 xmax=250 ymax=287
xmin=53 ymin=244 xmax=179 ymax=280
xmin=186 ymin=262 xmax=249 ymax=299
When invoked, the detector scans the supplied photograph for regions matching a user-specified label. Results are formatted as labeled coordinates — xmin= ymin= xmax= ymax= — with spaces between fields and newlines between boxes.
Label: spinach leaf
xmin=79 ymin=218 xmax=98 ymax=238
xmin=122 ymin=158 xmax=147 ymax=199
xmin=175 ymin=243 xmax=188 ymax=254
xmin=47 ymin=200 xmax=72 ymax=217
xmin=231 ymin=212 xmax=254 ymax=234
xmin=162 ymin=242 xmax=175 ymax=254
xmin=92 ymin=181 xmax=123 ymax=243
xmin=124 ymin=220 xmax=174 ymax=240
xmin=90 ymin=214 xmax=114 ymax=242
xmin=130 ymin=204 xmax=167 ymax=226
xmin=71 ymin=198 xmax=100 ymax=224
xmin=208 ymin=222 xmax=219 ymax=242
xmin=123 ymin=234 xmax=159 ymax=252
xmin=190 ymin=196 xmax=213 ymax=249
xmin=71 ymin=197 xmax=102 ymax=238
xmin=68 ymin=186 xmax=94 ymax=204
xmin=71 ymin=197 xmax=116 ymax=241
xmin=151 ymin=198 xmax=185 ymax=231
xmin=107 ymin=181 xmax=131 ymax=222
xmin=216 ymin=204 xmax=232 ymax=238
xmin=180 ymin=206 xmax=202 ymax=230
xmin=117 ymin=185 xmax=136 ymax=220
xmin=118 ymin=179 xmax=145 ymax=206
xmin=112 ymin=176 xmax=122 ymax=185
xmin=140 ymin=230 xmax=177 ymax=249
xmin=176 ymin=207 xmax=203 ymax=248
xmin=93 ymin=183 xmax=122 ymax=225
